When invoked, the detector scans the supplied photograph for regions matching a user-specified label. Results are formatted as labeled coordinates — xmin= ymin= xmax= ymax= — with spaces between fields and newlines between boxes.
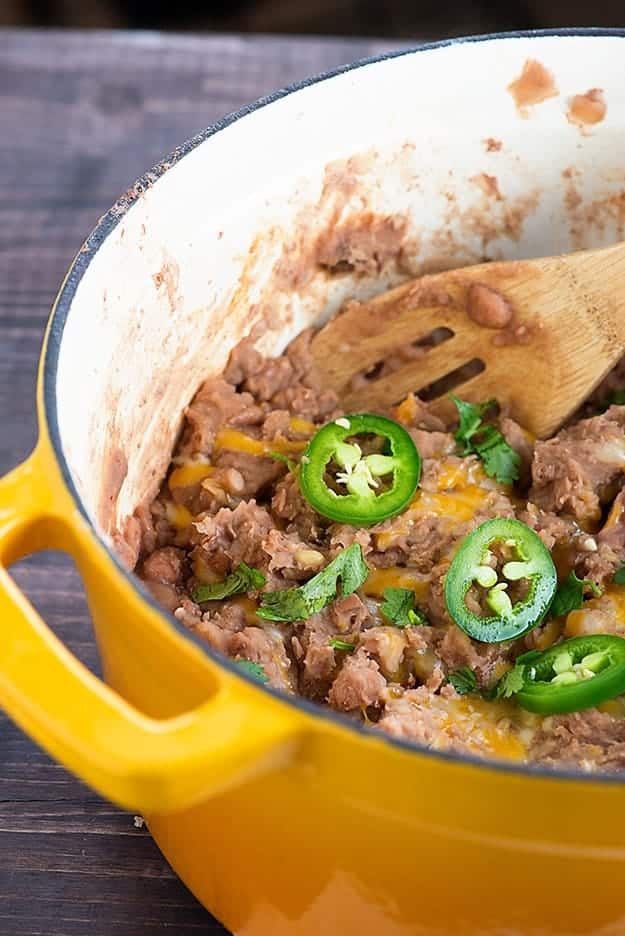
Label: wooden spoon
xmin=310 ymin=242 xmax=625 ymax=438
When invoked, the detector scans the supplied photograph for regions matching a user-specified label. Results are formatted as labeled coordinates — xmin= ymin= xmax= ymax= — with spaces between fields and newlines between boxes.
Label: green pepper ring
xmin=298 ymin=414 xmax=421 ymax=526
xmin=516 ymin=635 xmax=625 ymax=714
xmin=445 ymin=517 xmax=557 ymax=643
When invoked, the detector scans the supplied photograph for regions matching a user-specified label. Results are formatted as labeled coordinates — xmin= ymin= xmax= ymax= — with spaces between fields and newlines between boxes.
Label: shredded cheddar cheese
xmin=169 ymin=462 xmax=213 ymax=489
xmin=409 ymin=693 xmax=529 ymax=761
xmin=411 ymin=487 xmax=489 ymax=524
xmin=565 ymin=586 xmax=625 ymax=638
xmin=214 ymin=428 xmax=307 ymax=457
xmin=231 ymin=595 xmax=260 ymax=625
xmin=394 ymin=395 xmax=417 ymax=426
xmin=375 ymin=460 xmax=496 ymax=550
xmin=598 ymin=698 xmax=625 ymax=717
xmin=449 ymin=697 xmax=529 ymax=761
xmin=166 ymin=502 xmax=193 ymax=529
xmin=193 ymin=554 xmax=220 ymax=585
xmin=363 ymin=567 xmax=429 ymax=602
xmin=532 ymin=616 xmax=562 ymax=651
xmin=289 ymin=417 xmax=316 ymax=435
xmin=608 ymin=585 xmax=625 ymax=623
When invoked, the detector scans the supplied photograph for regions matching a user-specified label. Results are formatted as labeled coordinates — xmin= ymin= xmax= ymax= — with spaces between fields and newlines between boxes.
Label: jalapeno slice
xmin=298 ymin=414 xmax=421 ymax=526
xmin=514 ymin=635 xmax=625 ymax=714
xmin=445 ymin=518 xmax=557 ymax=643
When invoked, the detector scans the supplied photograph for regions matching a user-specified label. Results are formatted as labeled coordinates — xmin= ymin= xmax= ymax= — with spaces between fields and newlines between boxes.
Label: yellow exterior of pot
xmin=0 ymin=317 xmax=625 ymax=935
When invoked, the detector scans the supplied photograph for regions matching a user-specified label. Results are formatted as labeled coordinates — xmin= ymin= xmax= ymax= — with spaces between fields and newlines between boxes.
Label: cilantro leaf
xmin=449 ymin=395 xmax=520 ymax=485
xmin=494 ymin=664 xmax=527 ymax=699
xmin=329 ymin=638 xmax=356 ymax=651
xmin=614 ymin=563 xmax=625 ymax=586
xmin=192 ymin=562 xmax=266 ymax=603
xmin=380 ymin=587 xmax=428 ymax=628
xmin=301 ymin=543 xmax=368 ymax=611
xmin=550 ymin=570 xmax=602 ymax=617
xmin=448 ymin=667 xmax=478 ymax=695
xmin=473 ymin=426 xmax=521 ymax=485
xmin=493 ymin=648 xmax=547 ymax=700
xmin=235 ymin=659 xmax=269 ymax=683
xmin=257 ymin=543 xmax=368 ymax=622
xmin=450 ymin=395 xmax=496 ymax=454
xmin=256 ymin=586 xmax=310 ymax=622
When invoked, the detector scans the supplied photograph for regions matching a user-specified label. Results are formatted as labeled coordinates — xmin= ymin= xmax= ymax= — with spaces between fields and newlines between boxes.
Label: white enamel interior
xmin=54 ymin=34 xmax=625 ymax=552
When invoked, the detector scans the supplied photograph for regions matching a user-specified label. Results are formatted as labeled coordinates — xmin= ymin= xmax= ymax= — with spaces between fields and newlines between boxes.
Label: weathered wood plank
xmin=0 ymin=27 xmax=404 ymax=935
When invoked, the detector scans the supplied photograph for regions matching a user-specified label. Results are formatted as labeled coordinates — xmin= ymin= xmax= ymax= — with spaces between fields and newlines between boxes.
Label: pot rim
xmin=43 ymin=28 xmax=625 ymax=787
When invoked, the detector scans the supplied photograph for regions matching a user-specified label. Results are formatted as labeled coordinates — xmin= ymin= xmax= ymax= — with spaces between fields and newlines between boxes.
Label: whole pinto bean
xmin=467 ymin=282 xmax=513 ymax=329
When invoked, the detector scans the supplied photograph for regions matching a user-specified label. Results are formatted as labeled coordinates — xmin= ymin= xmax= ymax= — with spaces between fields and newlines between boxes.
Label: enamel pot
xmin=2 ymin=31 xmax=625 ymax=936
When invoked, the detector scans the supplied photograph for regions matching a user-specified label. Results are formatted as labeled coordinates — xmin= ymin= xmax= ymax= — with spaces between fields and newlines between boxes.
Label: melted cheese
xmin=532 ymin=616 xmax=562 ymax=651
xmin=411 ymin=487 xmax=489 ymax=523
xmin=193 ymin=554 xmax=221 ymax=585
xmin=363 ymin=567 xmax=429 ymax=602
xmin=289 ymin=417 xmax=316 ymax=435
xmin=452 ymin=698 xmax=529 ymax=761
xmin=418 ymin=693 xmax=529 ymax=761
xmin=166 ymin=502 xmax=193 ymax=529
xmin=375 ymin=460 xmax=493 ymax=550
xmin=231 ymin=595 xmax=260 ymax=625
xmin=169 ymin=462 xmax=213 ymax=489
xmin=565 ymin=585 xmax=625 ymax=637
xmin=598 ymin=698 xmax=625 ymax=718
xmin=608 ymin=585 xmax=625 ymax=623
xmin=214 ymin=428 xmax=307 ymax=457
xmin=394 ymin=396 xmax=417 ymax=426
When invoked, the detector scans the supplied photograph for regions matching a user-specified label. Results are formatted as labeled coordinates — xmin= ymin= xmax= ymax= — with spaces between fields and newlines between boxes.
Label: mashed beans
xmin=132 ymin=320 xmax=625 ymax=772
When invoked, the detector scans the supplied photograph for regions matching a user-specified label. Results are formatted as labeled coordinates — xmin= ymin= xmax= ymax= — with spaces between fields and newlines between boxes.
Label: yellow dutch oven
xmin=2 ymin=30 xmax=625 ymax=936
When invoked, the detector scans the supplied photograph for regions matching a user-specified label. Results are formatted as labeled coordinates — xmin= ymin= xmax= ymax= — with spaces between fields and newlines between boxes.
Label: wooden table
xmin=0 ymin=28 xmax=405 ymax=935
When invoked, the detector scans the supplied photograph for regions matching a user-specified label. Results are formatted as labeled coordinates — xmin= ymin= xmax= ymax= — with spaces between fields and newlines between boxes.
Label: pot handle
xmin=0 ymin=451 xmax=299 ymax=813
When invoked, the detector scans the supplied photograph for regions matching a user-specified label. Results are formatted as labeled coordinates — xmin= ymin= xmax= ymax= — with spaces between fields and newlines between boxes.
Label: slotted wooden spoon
xmin=310 ymin=243 xmax=625 ymax=438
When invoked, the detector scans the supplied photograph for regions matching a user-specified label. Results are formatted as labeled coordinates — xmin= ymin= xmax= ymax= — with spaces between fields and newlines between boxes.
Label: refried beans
xmin=132 ymin=310 xmax=625 ymax=773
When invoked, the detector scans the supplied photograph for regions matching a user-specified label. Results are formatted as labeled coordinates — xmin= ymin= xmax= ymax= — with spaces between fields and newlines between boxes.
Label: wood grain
xmin=0 ymin=28 xmax=405 ymax=935
xmin=311 ymin=244 xmax=625 ymax=434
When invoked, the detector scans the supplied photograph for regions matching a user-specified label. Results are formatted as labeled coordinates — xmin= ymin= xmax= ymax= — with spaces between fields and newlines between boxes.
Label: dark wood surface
xmin=0 ymin=28 xmax=404 ymax=935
